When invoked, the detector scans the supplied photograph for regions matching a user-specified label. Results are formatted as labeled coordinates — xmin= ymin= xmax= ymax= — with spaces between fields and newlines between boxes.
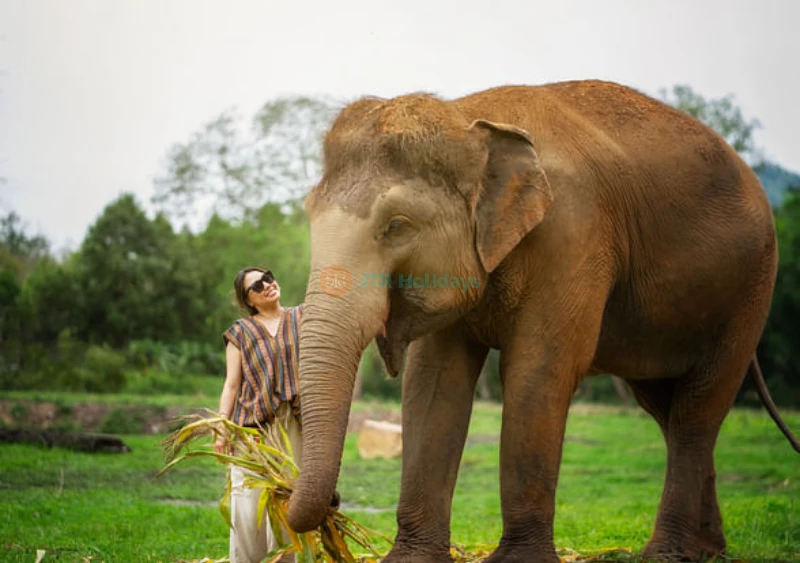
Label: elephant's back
xmin=459 ymin=82 xmax=777 ymax=377
xmin=456 ymin=81 xmax=748 ymax=193
xmin=457 ymin=80 xmax=775 ymax=264
xmin=456 ymin=80 xmax=710 ymax=146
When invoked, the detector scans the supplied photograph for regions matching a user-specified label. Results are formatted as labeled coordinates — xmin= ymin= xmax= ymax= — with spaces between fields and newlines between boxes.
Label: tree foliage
xmin=153 ymin=96 xmax=337 ymax=226
xmin=757 ymin=186 xmax=800 ymax=406
xmin=72 ymin=194 xmax=223 ymax=348
xmin=659 ymin=84 xmax=762 ymax=163
xmin=0 ymin=193 xmax=311 ymax=391
xmin=0 ymin=212 xmax=49 ymax=279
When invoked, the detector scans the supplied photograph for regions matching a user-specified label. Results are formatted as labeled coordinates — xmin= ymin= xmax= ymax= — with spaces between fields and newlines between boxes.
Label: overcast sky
xmin=1 ymin=0 xmax=798 ymax=251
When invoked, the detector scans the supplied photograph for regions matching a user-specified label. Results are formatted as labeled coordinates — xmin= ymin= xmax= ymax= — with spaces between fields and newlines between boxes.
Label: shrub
xmin=100 ymin=407 xmax=145 ymax=434
xmin=124 ymin=370 xmax=199 ymax=395
xmin=125 ymin=339 xmax=161 ymax=370
xmin=124 ymin=339 xmax=225 ymax=377
xmin=69 ymin=345 xmax=127 ymax=393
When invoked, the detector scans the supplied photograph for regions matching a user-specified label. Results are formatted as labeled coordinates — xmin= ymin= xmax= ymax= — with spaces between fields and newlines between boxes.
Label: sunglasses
xmin=246 ymin=270 xmax=275 ymax=295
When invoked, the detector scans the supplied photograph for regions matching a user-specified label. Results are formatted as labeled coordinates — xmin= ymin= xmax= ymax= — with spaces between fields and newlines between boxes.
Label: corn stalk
xmin=158 ymin=411 xmax=391 ymax=563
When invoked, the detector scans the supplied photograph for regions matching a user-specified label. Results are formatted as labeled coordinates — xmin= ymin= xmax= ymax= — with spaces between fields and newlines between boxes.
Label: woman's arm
xmin=215 ymin=342 xmax=243 ymax=454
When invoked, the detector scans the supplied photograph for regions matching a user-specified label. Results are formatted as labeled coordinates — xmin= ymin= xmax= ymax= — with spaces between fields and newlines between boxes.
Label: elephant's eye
xmin=380 ymin=217 xmax=416 ymax=245
xmin=385 ymin=218 xmax=407 ymax=236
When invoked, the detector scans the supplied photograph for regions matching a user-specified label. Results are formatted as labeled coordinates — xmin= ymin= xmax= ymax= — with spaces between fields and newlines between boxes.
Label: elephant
xmin=286 ymin=79 xmax=798 ymax=562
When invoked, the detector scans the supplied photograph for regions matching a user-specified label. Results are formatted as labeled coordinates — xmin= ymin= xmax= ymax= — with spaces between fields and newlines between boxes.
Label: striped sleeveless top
xmin=222 ymin=305 xmax=303 ymax=427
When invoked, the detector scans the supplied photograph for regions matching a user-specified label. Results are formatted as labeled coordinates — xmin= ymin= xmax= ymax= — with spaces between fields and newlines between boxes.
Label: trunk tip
xmin=287 ymin=493 xmax=328 ymax=533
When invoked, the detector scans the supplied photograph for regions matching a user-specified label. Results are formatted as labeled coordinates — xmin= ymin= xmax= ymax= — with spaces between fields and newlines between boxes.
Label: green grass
xmin=0 ymin=435 xmax=227 ymax=562
xmin=1 ymin=401 xmax=798 ymax=562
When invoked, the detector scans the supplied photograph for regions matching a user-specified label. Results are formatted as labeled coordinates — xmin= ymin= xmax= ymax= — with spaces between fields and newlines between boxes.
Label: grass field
xmin=1 ymin=399 xmax=798 ymax=562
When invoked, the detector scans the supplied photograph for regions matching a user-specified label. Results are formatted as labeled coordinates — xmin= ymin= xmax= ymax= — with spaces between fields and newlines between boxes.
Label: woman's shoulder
xmin=223 ymin=317 xmax=255 ymax=337
xmin=228 ymin=317 xmax=254 ymax=329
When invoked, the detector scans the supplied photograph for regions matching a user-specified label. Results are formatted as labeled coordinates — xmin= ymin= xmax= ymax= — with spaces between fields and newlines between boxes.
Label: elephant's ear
xmin=470 ymin=119 xmax=553 ymax=273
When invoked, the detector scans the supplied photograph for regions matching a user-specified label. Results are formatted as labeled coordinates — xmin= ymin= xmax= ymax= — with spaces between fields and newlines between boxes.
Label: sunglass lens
xmin=247 ymin=272 xmax=274 ymax=295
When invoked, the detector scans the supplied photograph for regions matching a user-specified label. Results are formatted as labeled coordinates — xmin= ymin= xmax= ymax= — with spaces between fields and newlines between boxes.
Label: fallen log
xmin=0 ymin=428 xmax=131 ymax=453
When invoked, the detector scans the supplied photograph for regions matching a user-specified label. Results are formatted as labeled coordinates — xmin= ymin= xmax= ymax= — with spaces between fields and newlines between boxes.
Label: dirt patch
xmin=0 ymin=399 xmax=399 ymax=435
xmin=0 ymin=399 xmax=206 ymax=435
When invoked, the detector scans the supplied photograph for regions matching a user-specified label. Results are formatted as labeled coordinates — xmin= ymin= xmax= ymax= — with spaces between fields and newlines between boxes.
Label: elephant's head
xmin=287 ymin=94 xmax=553 ymax=531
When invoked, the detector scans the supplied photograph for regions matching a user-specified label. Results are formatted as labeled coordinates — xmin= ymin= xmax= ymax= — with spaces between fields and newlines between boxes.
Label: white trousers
xmin=229 ymin=404 xmax=303 ymax=563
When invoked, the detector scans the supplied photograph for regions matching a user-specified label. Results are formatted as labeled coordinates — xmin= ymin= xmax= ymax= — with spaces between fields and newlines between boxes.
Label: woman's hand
xmin=214 ymin=433 xmax=230 ymax=455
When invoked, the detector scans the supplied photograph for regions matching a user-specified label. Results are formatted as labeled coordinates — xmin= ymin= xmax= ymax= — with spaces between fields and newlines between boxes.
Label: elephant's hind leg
xmin=632 ymin=353 xmax=748 ymax=561
xmin=629 ymin=378 xmax=725 ymax=560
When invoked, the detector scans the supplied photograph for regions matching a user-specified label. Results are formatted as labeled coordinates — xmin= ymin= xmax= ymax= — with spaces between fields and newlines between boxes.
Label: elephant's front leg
xmin=485 ymin=349 xmax=577 ymax=563
xmin=383 ymin=325 xmax=489 ymax=563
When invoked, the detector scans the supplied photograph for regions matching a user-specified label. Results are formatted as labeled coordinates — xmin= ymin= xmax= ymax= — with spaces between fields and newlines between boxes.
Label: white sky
xmin=1 ymin=0 xmax=798 ymax=251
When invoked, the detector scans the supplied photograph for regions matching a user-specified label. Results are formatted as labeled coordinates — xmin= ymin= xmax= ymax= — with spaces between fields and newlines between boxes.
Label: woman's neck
xmin=254 ymin=304 xmax=283 ymax=319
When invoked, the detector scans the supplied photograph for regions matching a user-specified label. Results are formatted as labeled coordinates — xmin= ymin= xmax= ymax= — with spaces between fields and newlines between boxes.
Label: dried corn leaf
xmin=160 ymin=411 xmax=390 ymax=563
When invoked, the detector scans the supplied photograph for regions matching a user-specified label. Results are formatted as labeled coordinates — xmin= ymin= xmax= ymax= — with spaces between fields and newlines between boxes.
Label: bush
xmin=69 ymin=345 xmax=127 ymax=393
xmin=1 ymin=333 xmax=128 ymax=393
xmin=1 ymin=343 xmax=51 ymax=390
xmin=173 ymin=340 xmax=225 ymax=376
xmin=100 ymin=407 xmax=146 ymax=434
xmin=125 ymin=339 xmax=161 ymax=370
xmin=124 ymin=370 xmax=199 ymax=395
xmin=125 ymin=339 xmax=225 ymax=377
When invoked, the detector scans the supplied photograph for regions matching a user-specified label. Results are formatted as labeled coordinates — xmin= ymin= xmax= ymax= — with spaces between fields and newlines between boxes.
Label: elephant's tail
xmin=748 ymin=356 xmax=800 ymax=453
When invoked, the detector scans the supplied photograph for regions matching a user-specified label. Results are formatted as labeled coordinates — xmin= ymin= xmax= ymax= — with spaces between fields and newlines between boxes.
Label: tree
xmin=757 ymin=185 xmax=800 ymax=406
xmin=0 ymin=211 xmax=50 ymax=278
xmin=17 ymin=257 xmax=81 ymax=345
xmin=0 ymin=268 xmax=22 ymax=376
xmin=73 ymin=194 xmax=217 ymax=347
xmin=153 ymin=96 xmax=338 ymax=227
xmin=659 ymin=85 xmax=762 ymax=164
xmin=194 ymin=201 xmax=311 ymax=312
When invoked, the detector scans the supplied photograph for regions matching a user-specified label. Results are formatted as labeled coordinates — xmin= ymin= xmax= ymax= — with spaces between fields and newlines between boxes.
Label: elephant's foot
xmin=642 ymin=530 xmax=726 ymax=562
xmin=644 ymin=477 xmax=726 ymax=561
xmin=483 ymin=544 xmax=559 ymax=563
xmin=381 ymin=542 xmax=452 ymax=563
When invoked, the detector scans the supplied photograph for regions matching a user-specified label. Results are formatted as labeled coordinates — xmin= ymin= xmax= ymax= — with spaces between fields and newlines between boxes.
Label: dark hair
xmin=233 ymin=267 xmax=267 ymax=316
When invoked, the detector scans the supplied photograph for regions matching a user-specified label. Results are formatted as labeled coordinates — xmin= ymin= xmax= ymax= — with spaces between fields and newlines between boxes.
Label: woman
xmin=215 ymin=267 xmax=303 ymax=563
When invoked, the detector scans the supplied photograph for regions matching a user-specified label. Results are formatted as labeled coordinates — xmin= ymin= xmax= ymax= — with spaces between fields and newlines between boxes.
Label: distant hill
xmin=754 ymin=162 xmax=800 ymax=207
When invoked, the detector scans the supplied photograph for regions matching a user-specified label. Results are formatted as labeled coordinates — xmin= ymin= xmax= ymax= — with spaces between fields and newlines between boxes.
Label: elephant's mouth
xmin=375 ymin=333 xmax=407 ymax=378
xmin=374 ymin=289 xmax=468 ymax=377
xmin=376 ymin=305 xmax=409 ymax=378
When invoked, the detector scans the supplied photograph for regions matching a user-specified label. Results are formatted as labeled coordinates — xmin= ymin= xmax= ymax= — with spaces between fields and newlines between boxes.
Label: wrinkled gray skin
xmin=287 ymin=80 xmax=780 ymax=562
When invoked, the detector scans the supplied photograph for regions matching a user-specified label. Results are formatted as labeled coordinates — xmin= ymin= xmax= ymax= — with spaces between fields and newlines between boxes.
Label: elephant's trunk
xmin=287 ymin=267 xmax=387 ymax=532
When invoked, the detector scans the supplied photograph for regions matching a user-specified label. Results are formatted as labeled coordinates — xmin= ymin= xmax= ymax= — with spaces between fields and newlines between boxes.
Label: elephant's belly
xmin=591 ymin=295 xmax=734 ymax=380
xmin=591 ymin=330 xmax=702 ymax=380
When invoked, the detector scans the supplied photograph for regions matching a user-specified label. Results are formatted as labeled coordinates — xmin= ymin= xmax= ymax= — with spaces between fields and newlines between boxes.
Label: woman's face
xmin=244 ymin=270 xmax=281 ymax=310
